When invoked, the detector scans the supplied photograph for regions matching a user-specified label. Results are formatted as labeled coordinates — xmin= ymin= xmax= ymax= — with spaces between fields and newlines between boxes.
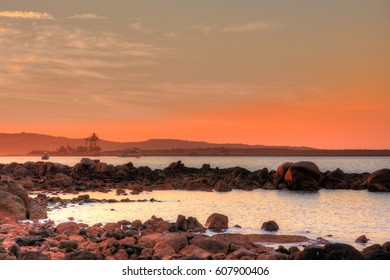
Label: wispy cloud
xmin=0 ymin=27 xmax=7 ymax=33
xmin=68 ymin=13 xmax=106 ymax=20
xmin=223 ymin=20 xmax=280 ymax=33
xmin=0 ymin=11 xmax=53 ymax=20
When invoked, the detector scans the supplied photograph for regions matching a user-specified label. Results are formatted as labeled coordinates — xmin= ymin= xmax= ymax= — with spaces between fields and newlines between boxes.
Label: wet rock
xmin=284 ymin=161 xmax=321 ymax=191
xmin=205 ymin=213 xmax=228 ymax=232
xmin=261 ymin=221 xmax=279 ymax=232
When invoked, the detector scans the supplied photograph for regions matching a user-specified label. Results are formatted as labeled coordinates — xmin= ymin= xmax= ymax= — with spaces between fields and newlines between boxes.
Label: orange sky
xmin=0 ymin=1 xmax=389 ymax=149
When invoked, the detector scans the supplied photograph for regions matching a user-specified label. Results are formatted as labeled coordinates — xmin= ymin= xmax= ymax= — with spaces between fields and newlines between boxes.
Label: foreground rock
xmin=0 ymin=214 xmax=386 ymax=260
xmin=0 ymin=180 xmax=47 ymax=223
xmin=205 ymin=213 xmax=228 ymax=232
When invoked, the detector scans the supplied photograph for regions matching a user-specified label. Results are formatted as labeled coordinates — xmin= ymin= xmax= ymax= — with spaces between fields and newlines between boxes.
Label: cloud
xmin=68 ymin=13 xmax=106 ymax=20
xmin=0 ymin=27 xmax=7 ymax=33
xmin=0 ymin=11 xmax=53 ymax=20
xmin=223 ymin=20 xmax=280 ymax=33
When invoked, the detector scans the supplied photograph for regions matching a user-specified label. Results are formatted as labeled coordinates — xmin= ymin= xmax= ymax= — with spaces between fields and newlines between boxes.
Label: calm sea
xmin=1 ymin=155 xmax=390 ymax=173
xmin=48 ymin=189 xmax=390 ymax=248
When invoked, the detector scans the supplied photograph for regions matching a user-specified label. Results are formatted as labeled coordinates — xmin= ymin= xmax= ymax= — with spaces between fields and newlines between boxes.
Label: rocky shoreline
xmin=1 ymin=159 xmax=389 ymax=260
xmin=1 ymin=158 xmax=389 ymax=194
xmin=1 ymin=214 xmax=389 ymax=260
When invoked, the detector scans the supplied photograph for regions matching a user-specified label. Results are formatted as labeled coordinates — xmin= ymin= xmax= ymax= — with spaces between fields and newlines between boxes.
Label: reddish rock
xmin=226 ymin=248 xmax=259 ymax=260
xmin=190 ymin=236 xmax=230 ymax=254
xmin=205 ymin=213 xmax=228 ymax=232
xmin=56 ymin=222 xmax=80 ymax=235
xmin=274 ymin=162 xmax=294 ymax=184
xmin=103 ymin=223 xmax=121 ymax=232
xmin=180 ymin=245 xmax=212 ymax=259
xmin=0 ymin=191 xmax=28 ymax=221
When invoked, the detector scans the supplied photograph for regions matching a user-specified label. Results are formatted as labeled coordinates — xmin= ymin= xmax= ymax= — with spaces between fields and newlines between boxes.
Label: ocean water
xmin=1 ymin=155 xmax=389 ymax=173
xmin=47 ymin=189 xmax=390 ymax=248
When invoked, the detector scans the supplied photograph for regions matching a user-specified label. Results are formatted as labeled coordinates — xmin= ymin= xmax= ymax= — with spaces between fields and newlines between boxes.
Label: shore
xmin=1 ymin=214 xmax=389 ymax=260
xmin=1 ymin=159 xmax=389 ymax=260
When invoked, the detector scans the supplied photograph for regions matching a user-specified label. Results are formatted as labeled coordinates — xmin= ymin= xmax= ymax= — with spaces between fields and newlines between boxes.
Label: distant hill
xmin=0 ymin=132 xmax=315 ymax=155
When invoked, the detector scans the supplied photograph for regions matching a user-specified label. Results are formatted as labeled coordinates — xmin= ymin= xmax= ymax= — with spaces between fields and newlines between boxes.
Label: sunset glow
xmin=0 ymin=1 xmax=389 ymax=149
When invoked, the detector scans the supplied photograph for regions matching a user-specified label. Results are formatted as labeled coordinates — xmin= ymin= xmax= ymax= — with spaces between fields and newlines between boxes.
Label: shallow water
xmin=1 ymin=155 xmax=389 ymax=173
xmin=47 ymin=189 xmax=390 ymax=248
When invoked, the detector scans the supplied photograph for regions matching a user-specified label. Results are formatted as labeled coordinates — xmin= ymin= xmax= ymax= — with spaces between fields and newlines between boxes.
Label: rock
xmin=180 ymin=245 xmax=212 ymax=259
xmin=56 ymin=222 xmax=80 ymax=235
xmin=366 ymin=169 xmax=390 ymax=192
xmin=382 ymin=241 xmax=390 ymax=252
xmin=0 ymin=180 xmax=31 ymax=210
xmin=226 ymin=248 xmax=259 ymax=260
xmin=65 ymin=250 xmax=101 ymax=260
xmin=19 ymin=251 xmax=50 ymax=260
xmin=261 ymin=221 xmax=279 ymax=232
xmin=294 ymin=247 xmax=326 ymax=260
xmin=214 ymin=180 xmax=232 ymax=192
xmin=165 ymin=161 xmax=185 ymax=171
xmin=14 ymin=236 xmax=45 ymax=247
xmin=190 ymin=237 xmax=230 ymax=254
xmin=77 ymin=194 xmax=90 ymax=201
xmin=59 ymin=240 xmax=79 ymax=252
xmin=366 ymin=250 xmax=390 ymax=260
xmin=116 ymin=188 xmax=127 ymax=195
xmin=29 ymin=200 xmax=47 ymax=220
xmin=323 ymin=243 xmax=364 ymax=260
xmin=355 ymin=235 xmax=369 ymax=244
xmin=176 ymin=215 xmax=203 ymax=232
xmin=52 ymin=173 xmax=73 ymax=187
xmin=13 ymin=167 xmax=33 ymax=178
xmin=205 ymin=213 xmax=228 ymax=232
xmin=0 ymin=191 xmax=28 ymax=221
xmin=274 ymin=162 xmax=294 ymax=184
xmin=284 ymin=161 xmax=321 ymax=191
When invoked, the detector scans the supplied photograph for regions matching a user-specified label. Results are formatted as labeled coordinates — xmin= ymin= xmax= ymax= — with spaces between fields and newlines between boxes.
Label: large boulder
xmin=274 ymin=162 xmax=294 ymax=184
xmin=0 ymin=180 xmax=46 ymax=222
xmin=366 ymin=169 xmax=390 ymax=192
xmin=284 ymin=161 xmax=321 ymax=191
xmin=176 ymin=215 xmax=204 ymax=232
xmin=205 ymin=213 xmax=228 ymax=232
xmin=0 ymin=191 xmax=27 ymax=221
